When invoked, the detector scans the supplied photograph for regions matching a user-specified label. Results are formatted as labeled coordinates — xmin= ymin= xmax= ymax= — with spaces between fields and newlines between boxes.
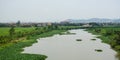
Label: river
xmin=22 ymin=29 xmax=118 ymax=60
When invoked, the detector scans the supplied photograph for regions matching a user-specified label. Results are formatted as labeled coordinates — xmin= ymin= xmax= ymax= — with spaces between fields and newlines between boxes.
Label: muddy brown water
xmin=23 ymin=29 xmax=118 ymax=60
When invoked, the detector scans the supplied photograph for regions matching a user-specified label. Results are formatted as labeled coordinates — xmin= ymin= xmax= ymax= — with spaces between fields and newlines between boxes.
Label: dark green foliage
xmin=9 ymin=26 xmax=15 ymax=40
xmin=89 ymin=22 xmax=100 ymax=27
xmin=0 ymin=36 xmax=47 ymax=60
xmin=76 ymin=39 xmax=82 ymax=41
xmin=91 ymin=39 xmax=96 ymax=41
xmin=0 ymin=23 xmax=10 ymax=27
xmin=87 ymin=27 xmax=120 ymax=49
xmin=95 ymin=49 xmax=103 ymax=52
xmin=87 ymin=27 xmax=120 ymax=60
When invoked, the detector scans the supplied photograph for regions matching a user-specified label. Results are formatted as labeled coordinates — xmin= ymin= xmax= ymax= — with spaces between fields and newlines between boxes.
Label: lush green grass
xmin=0 ymin=26 xmax=79 ymax=36
xmin=15 ymin=27 xmax=35 ymax=33
xmin=0 ymin=30 xmax=66 ymax=60
xmin=0 ymin=27 xmax=35 ymax=36
xmin=0 ymin=40 xmax=47 ymax=60
xmin=0 ymin=27 xmax=38 ymax=44
xmin=0 ymin=27 xmax=10 ymax=36
xmin=87 ymin=27 xmax=120 ymax=43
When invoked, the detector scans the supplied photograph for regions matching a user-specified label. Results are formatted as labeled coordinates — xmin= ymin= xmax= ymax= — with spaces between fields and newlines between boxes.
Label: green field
xmin=0 ymin=26 xmax=81 ymax=36
xmin=0 ymin=27 xmax=35 ymax=36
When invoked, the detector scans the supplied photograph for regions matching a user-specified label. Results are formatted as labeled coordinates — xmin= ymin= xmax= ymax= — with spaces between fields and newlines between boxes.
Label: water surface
xmin=23 ymin=29 xmax=118 ymax=60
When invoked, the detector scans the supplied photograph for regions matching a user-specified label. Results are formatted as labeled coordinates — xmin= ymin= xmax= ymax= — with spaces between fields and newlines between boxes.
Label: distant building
xmin=37 ymin=22 xmax=52 ymax=27
xmin=82 ymin=24 xmax=92 ymax=27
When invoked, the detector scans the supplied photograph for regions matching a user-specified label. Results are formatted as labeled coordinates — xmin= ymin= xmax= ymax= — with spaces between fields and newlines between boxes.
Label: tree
xmin=9 ymin=26 xmax=15 ymax=40
xmin=89 ymin=22 xmax=100 ymax=27
xmin=115 ymin=31 xmax=120 ymax=45
xmin=16 ymin=20 xmax=21 ymax=27
xmin=54 ymin=25 xmax=58 ymax=29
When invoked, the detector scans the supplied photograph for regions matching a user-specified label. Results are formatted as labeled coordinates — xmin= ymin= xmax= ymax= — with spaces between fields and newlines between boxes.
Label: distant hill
xmin=62 ymin=18 xmax=120 ymax=23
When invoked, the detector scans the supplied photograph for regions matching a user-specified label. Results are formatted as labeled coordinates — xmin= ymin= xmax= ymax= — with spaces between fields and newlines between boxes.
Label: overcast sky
xmin=0 ymin=0 xmax=120 ymax=22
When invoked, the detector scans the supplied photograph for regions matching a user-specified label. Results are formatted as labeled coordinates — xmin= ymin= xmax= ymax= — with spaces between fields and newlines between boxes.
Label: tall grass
xmin=0 ymin=30 xmax=66 ymax=60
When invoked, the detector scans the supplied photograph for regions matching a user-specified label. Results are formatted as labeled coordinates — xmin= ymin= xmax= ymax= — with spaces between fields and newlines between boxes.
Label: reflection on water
xmin=23 ymin=29 xmax=118 ymax=60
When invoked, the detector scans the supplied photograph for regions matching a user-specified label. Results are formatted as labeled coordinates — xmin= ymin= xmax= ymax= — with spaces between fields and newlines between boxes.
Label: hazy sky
xmin=0 ymin=0 xmax=120 ymax=22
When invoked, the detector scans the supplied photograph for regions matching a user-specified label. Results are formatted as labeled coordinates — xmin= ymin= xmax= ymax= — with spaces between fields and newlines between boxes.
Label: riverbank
xmin=0 ymin=30 xmax=66 ymax=60
xmin=86 ymin=27 xmax=120 ymax=60
xmin=23 ymin=29 xmax=117 ymax=60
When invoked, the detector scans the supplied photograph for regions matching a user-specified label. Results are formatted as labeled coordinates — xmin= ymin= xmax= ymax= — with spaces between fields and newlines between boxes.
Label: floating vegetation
xmin=91 ymin=39 xmax=96 ymax=41
xmin=76 ymin=39 xmax=82 ymax=41
xmin=95 ymin=49 xmax=103 ymax=52
xmin=59 ymin=31 xmax=76 ymax=35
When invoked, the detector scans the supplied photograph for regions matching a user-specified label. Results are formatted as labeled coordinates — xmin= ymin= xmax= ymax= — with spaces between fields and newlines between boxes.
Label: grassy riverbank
xmin=86 ymin=27 xmax=120 ymax=60
xmin=0 ymin=26 xmax=81 ymax=60
xmin=0 ymin=30 xmax=66 ymax=60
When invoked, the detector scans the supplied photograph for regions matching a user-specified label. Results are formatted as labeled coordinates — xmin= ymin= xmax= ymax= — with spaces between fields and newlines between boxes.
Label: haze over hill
xmin=62 ymin=18 xmax=120 ymax=23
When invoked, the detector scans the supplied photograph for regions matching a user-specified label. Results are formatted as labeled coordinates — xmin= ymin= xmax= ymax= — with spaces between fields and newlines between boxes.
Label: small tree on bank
xmin=16 ymin=20 xmax=21 ymax=27
xmin=9 ymin=26 xmax=15 ymax=40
